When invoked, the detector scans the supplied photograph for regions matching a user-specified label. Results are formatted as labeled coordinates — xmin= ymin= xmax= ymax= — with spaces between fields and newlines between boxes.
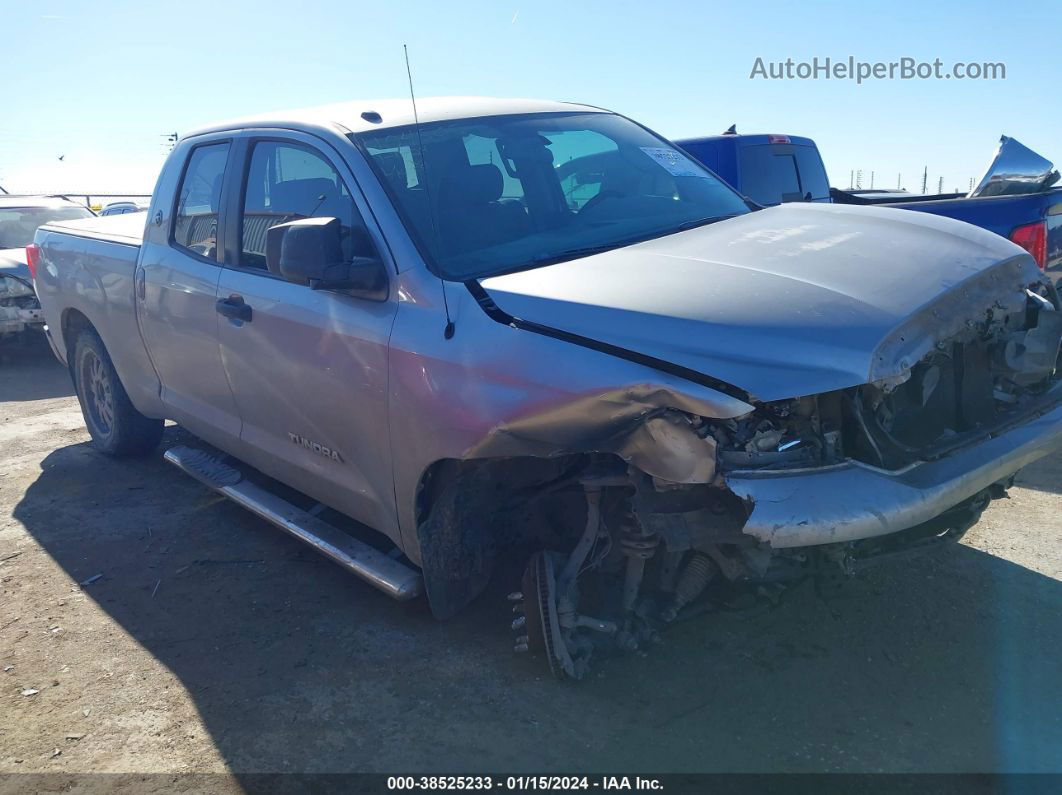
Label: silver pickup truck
xmin=31 ymin=97 xmax=1062 ymax=679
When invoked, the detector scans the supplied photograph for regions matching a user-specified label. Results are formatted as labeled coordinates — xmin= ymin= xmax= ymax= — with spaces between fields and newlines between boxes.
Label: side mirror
xmin=265 ymin=217 xmax=388 ymax=301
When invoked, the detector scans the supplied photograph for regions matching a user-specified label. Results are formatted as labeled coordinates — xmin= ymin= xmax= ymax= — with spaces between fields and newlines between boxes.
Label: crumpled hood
xmin=481 ymin=203 xmax=1041 ymax=401
xmin=0 ymin=248 xmax=30 ymax=281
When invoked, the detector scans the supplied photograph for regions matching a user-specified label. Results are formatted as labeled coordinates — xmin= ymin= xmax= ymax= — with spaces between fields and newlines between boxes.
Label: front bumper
xmin=727 ymin=395 xmax=1062 ymax=549
xmin=0 ymin=305 xmax=44 ymax=335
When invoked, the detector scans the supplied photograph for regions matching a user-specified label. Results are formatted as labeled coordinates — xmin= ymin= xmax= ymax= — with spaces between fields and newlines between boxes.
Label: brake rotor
xmin=521 ymin=551 xmax=576 ymax=680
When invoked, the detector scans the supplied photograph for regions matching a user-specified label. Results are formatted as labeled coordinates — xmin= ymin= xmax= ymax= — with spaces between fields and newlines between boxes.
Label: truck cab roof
xmin=678 ymin=133 xmax=819 ymax=148
xmin=186 ymin=96 xmax=607 ymax=139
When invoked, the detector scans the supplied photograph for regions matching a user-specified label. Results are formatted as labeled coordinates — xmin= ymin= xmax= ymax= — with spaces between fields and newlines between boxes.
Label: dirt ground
xmin=2 ymin=335 xmax=1062 ymax=785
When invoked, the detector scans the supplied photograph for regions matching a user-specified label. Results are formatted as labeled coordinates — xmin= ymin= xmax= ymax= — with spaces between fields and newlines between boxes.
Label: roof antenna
xmin=404 ymin=44 xmax=455 ymax=340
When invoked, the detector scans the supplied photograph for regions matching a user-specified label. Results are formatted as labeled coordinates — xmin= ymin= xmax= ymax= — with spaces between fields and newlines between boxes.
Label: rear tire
xmin=72 ymin=329 xmax=163 ymax=457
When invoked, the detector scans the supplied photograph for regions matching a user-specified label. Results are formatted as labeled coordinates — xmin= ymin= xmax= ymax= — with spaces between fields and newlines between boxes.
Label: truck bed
xmin=39 ymin=211 xmax=147 ymax=247
xmin=832 ymin=187 xmax=1062 ymax=278
xmin=33 ymin=211 xmax=162 ymax=418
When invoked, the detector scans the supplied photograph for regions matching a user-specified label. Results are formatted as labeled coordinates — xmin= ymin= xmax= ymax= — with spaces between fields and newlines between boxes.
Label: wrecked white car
xmin=29 ymin=98 xmax=1062 ymax=679
xmin=1 ymin=195 xmax=94 ymax=341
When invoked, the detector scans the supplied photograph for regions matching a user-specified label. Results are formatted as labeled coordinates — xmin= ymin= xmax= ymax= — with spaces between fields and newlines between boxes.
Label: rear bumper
xmin=727 ymin=396 xmax=1062 ymax=549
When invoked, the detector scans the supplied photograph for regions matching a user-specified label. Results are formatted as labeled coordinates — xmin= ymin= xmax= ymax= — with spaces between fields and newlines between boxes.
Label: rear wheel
xmin=73 ymin=329 xmax=163 ymax=457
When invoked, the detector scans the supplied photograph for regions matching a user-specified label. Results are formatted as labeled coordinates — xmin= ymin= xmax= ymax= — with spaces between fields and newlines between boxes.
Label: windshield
xmin=357 ymin=112 xmax=750 ymax=280
xmin=0 ymin=205 xmax=94 ymax=249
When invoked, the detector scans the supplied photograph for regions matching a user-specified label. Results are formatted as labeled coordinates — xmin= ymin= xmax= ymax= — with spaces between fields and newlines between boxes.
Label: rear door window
xmin=173 ymin=142 xmax=230 ymax=260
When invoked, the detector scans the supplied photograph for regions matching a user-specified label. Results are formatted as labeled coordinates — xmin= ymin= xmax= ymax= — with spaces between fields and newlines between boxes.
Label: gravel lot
xmin=2 ymin=335 xmax=1061 ymax=784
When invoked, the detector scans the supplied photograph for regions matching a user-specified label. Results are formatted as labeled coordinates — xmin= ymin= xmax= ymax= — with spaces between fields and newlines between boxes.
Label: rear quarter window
xmin=172 ymin=142 xmax=230 ymax=260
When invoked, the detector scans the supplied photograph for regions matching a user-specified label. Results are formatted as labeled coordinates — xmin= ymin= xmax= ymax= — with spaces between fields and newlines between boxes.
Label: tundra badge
xmin=288 ymin=433 xmax=343 ymax=463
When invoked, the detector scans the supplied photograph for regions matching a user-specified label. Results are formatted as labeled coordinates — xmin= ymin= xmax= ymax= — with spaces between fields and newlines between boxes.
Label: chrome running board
xmin=164 ymin=445 xmax=423 ymax=601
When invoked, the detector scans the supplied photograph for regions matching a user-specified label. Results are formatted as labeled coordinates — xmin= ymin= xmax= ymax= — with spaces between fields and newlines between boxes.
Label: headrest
xmin=373 ymin=152 xmax=407 ymax=187
xmin=443 ymin=163 xmax=503 ymax=205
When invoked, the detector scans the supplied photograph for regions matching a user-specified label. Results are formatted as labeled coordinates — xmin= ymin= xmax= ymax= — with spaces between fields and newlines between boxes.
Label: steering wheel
xmin=578 ymin=189 xmax=626 ymax=215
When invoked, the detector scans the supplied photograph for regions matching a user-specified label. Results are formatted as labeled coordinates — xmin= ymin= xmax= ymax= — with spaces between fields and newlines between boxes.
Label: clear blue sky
xmin=2 ymin=0 xmax=1056 ymax=195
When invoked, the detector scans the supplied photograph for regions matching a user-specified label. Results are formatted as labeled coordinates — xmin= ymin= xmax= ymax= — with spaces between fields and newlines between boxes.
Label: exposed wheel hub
xmin=519 ymin=550 xmax=582 ymax=680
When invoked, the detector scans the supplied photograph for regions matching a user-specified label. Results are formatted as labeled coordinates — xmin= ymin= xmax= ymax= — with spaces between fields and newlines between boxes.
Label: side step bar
xmin=163 ymin=445 xmax=423 ymax=601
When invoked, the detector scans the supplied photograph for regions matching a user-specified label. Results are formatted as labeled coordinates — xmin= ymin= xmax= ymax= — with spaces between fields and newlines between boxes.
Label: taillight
xmin=767 ymin=134 xmax=791 ymax=144
xmin=25 ymin=244 xmax=41 ymax=280
xmin=1010 ymin=221 xmax=1047 ymax=270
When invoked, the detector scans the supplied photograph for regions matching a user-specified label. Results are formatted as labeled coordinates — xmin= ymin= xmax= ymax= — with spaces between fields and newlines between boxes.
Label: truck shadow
xmin=0 ymin=334 xmax=74 ymax=402
xmin=12 ymin=438 xmax=1062 ymax=774
xmin=1013 ymin=453 xmax=1062 ymax=495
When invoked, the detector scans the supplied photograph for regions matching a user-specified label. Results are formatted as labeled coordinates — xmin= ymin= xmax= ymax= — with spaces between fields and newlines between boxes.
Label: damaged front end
xmin=418 ymin=264 xmax=1062 ymax=680
xmin=850 ymin=274 xmax=1062 ymax=470
xmin=0 ymin=272 xmax=43 ymax=338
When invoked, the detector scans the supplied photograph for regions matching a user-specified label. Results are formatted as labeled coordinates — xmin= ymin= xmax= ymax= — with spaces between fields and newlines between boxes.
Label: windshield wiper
xmin=675 ymin=213 xmax=742 ymax=232
xmin=474 ymin=245 xmax=624 ymax=279
xmin=526 ymin=243 xmax=628 ymax=268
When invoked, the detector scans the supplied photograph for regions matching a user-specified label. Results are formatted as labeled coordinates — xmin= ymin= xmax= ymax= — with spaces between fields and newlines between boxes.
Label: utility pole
xmin=856 ymin=169 xmax=863 ymax=189
xmin=897 ymin=173 xmax=901 ymax=190
xmin=870 ymin=171 xmax=875 ymax=189
xmin=937 ymin=176 xmax=943 ymax=194
xmin=921 ymin=166 xmax=928 ymax=194
xmin=160 ymin=132 xmax=178 ymax=152
xmin=849 ymin=169 xmax=854 ymax=189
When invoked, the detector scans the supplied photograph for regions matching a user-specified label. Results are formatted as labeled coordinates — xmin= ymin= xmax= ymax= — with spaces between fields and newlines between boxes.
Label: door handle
xmin=216 ymin=294 xmax=252 ymax=323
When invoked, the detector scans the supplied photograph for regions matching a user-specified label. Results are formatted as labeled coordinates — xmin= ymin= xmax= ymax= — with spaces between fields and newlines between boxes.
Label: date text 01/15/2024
xmin=386 ymin=776 xmax=664 ymax=791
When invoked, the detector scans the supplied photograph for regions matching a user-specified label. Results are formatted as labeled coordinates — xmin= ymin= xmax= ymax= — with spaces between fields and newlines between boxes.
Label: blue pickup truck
xmin=676 ymin=132 xmax=1062 ymax=282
